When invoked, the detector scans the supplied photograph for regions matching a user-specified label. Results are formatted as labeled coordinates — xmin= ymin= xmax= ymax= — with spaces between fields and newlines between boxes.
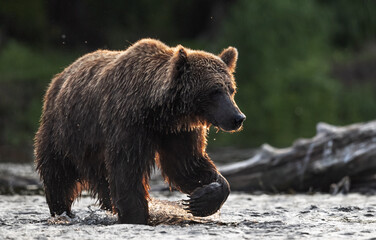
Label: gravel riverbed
xmin=1 ymin=192 xmax=376 ymax=239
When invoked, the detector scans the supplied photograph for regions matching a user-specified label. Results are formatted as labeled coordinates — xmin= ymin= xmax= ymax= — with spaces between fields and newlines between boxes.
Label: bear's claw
xmin=183 ymin=182 xmax=228 ymax=217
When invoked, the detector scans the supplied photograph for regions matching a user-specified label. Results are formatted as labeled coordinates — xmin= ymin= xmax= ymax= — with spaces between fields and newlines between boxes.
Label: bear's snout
xmin=222 ymin=111 xmax=245 ymax=131
xmin=207 ymin=93 xmax=245 ymax=132
xmin=233 ymin=113 xmax=246 ymax=130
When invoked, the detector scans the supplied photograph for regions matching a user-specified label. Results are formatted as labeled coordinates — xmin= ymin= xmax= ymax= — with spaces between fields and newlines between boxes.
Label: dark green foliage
xmin=0 ymin=41 xmax=77 ymax=146
xmin=318 ymin=0 xmax=376 ymax=49
xmin=0 ymin=0 xmax=48 ymax=43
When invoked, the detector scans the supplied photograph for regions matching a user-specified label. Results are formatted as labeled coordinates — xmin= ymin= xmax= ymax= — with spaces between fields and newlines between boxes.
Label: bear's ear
xmin=219 ymin=47 xmax=238 ymax=73
xmin=170 ymin=46 xmax=188 ymax=80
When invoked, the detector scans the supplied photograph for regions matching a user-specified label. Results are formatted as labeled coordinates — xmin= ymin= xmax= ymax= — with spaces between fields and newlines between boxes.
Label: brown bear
xmin=34 ymin=38 xmax=245 ymax=224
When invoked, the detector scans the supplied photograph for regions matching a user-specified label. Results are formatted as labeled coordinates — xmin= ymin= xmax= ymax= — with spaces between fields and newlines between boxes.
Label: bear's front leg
xmin=115 ymin=186 xmax=149 ymax=224
xmin=184 ymin=173 xmax=230 ymax=217
xmin=157 ymin=129 xmax=230 ymax=217
xmin=106 ymin=148 xmax=151 ymax=224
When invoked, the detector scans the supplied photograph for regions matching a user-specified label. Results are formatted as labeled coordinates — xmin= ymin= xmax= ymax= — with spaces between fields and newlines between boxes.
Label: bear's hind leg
xmin=37 ymin=154 xmax=80 ymax=217
xmin=98 ymin=179 xmax=112 ymax=211
xmin=89 ymin=174 xmax=112 ymax=211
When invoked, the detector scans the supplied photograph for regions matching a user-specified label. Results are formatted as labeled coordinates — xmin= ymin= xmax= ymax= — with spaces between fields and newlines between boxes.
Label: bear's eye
xmin=211 ymin=89 xmax=222 ymax=96
xmin=228 ymin=87 xmax=235 ymax=95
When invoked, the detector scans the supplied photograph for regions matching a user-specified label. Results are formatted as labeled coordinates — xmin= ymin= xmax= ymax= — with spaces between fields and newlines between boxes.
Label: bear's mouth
xmin=210 ymin=119 xmax=229 ymax=132
xmin=211 ymin=119 xmax=219 ymax=128
xmin=204 ymin=113 xmax=244 ymax=132
xmin=206 ymin=116 xmax=221 ymax=130
xmin=210 ymin=118 xmax=244 ymax=133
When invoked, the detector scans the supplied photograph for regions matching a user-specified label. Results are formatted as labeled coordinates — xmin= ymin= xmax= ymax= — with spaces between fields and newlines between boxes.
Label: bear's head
xmin=170 ymin=46 xmax=246 ymax=132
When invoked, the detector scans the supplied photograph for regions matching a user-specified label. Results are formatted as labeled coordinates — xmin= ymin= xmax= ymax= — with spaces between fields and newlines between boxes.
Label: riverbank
xmin=1 ymin=192 xmax=375 ymax=239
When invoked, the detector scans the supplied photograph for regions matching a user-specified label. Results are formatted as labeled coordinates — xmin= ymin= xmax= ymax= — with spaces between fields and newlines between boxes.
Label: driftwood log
xmin=0 ymin=163 xmax=42 ymax=195
xmin=220 ymin=121 xmax=376 ymax=194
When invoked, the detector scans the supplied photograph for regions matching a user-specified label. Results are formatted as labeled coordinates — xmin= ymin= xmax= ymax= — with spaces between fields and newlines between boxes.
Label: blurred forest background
xmin=0 ymin=0 xmax=376 ymax=162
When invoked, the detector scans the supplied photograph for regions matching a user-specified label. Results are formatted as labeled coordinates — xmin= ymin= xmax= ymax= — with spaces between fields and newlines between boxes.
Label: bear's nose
xmin=234 ymin=113 xmax=246 ymax=127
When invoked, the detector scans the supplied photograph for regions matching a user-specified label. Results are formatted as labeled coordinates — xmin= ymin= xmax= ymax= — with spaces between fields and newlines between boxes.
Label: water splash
xmin=45 ymin=199 xmax=223 ymax=226
xmin=47 ymin=212 xmax=76 ymax=225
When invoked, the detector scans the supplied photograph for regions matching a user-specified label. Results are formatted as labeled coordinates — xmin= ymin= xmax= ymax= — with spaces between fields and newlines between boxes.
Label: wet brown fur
xmin=34 ymin=39 xmax=239 ymax=224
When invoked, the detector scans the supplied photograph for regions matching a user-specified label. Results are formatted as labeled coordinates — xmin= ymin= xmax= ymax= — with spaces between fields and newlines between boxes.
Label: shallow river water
xmin=1 ymin=192 xmax=376 ymax=239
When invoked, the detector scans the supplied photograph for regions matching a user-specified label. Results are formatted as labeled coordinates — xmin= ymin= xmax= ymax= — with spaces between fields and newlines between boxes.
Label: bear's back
xmin=44 ymin=40 xmax=176 ymax=140
xmin=56 ymin=39 xmax=173 ymax=98
xmin=61 ymin=50 xmax=121 ymax=86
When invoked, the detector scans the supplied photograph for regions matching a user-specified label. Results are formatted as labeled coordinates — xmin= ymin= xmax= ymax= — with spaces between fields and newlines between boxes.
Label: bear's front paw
xmin=183 ymin=182 xmax=229 ymax=217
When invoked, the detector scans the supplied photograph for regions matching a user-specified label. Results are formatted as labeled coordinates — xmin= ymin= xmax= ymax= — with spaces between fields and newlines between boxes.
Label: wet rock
xmin=335 ymin=206 xmax=361 ymax=212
